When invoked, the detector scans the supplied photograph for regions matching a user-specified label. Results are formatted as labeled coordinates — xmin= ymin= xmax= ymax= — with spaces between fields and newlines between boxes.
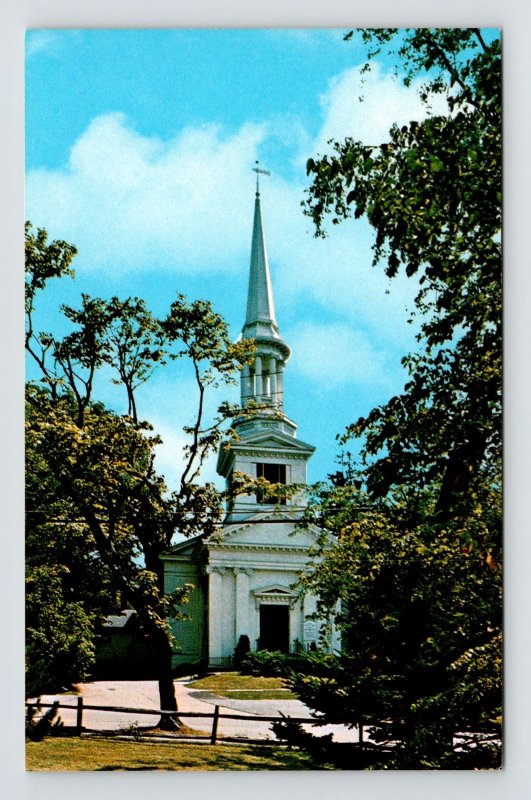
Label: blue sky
xmin=25 ymin=27 xmax=464 ymax=488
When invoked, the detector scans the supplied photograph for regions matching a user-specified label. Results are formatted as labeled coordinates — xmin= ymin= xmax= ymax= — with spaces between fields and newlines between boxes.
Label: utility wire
xmin=26 ymin=505 xmax=371 ymax=524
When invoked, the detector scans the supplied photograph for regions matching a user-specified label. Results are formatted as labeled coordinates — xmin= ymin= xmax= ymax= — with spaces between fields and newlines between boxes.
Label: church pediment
xmin=252 ymin=584 xmax=299 ymax=607
xmin=208 ymin=512 xmax=321 ymax=551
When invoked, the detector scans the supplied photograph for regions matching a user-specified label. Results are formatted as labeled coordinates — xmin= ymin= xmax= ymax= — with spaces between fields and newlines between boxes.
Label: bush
xmin=26 ymin=567 xmax=98 ymax=695
xmin=271 ymin=717 xmax=383 ymax=770
xmin=241 ymin=650 xmax=285 ymax=676
xmin=26 ymin=700 xmax=63 ymax=742
xmin=233 ymin=635 xmax=251 ymax=669
xmin=240 ymin=649 xmax=334 ymax=678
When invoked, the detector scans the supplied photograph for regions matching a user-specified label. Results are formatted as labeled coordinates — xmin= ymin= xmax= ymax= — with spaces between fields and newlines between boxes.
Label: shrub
xmin=240 ymin=649 xmax=334 ymax=678
xmin=26 ymin=700 xmax=63 ymax=742
xmin=233 ymin=635 xmax=251 ymax=669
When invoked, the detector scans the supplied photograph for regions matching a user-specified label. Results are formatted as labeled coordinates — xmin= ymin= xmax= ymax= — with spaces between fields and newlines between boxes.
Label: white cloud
xmin=313 ymin=61 xmax=449 ymax=154
xmin=151 ymin=420 xmax=222 ymax=493
xmin=25 ymin=61 xmax=432 ymax=356
xmin=26 ymin=113 xmax=266 ymax=274
xmin=288 ymin=321 xmax=398 ymax=393
xmin=26 ymin=30 xmax=81 ymax=60
xmin=259 ymin=60 xmax=434 ymax=350
xmin=25 ymin=30 xmax=62 ymax=59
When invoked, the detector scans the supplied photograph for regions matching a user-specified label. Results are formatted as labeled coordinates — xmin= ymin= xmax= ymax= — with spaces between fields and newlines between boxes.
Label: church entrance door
xmin=259 ymin=604 xmax=289 ymax=652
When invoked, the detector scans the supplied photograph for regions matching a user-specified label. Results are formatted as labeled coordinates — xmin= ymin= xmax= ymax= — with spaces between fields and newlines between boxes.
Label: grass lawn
xmin=26 ymin=736 xmax=320 ymax=771
xmin=186 ymin=671 xmax=296 ymax=700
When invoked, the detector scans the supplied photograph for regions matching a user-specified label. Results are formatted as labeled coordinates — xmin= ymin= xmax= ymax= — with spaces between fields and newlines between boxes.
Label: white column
xmin=269 ymin=358 xmax=277 ymax=405
xmin=208 ymin=568 xmax=223 ymax=661
xmin=263 ymin=363 xmax=270 ymax=399
xmin=234 ymin=568 xmax=250 ymax=640
xmin=277 ymin=361 xmax=284 ymax=408
xmin=255 ymin=355 xmax=263 ymax=400
xmin=241 ymin=364 xmax=251 ymax=407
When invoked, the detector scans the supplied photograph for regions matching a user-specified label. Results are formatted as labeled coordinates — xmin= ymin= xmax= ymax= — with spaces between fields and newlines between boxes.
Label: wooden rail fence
xmin=25 ymin=699 xmax=324 ymax=745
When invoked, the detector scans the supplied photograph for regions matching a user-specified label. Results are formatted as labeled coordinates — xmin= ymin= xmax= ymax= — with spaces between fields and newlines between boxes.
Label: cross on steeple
xmin=252 ymin=160 xmax=270 ymax=196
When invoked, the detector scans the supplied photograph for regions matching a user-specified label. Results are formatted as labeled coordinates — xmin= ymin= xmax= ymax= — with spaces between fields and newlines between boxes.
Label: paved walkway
xmin=29 ymin=678 xmax=360 ymax=743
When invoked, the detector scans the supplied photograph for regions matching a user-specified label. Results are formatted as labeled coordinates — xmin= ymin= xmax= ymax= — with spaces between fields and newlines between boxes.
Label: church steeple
xmin=239 ymin=168 xmax=291 ymax=413
xmin=243 ymin=188 xmax=278 ymax=339
xmin=216 ymin=170 xmax=315 ymax=520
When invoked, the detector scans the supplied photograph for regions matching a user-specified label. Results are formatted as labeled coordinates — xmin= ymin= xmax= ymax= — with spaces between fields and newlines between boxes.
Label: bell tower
xmin=217 ymin=166 xmax=315 ymax=520
xmin=165 ymin=167 xmax=339 ymax=671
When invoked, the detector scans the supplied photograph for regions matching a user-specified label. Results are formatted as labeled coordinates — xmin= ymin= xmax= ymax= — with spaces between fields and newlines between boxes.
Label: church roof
xmin=162 ymin=512 xmax=330 ymax=559
xmin=219 ymin=508 xmax=311 ymax=536
xmin=231 ymin=428 xmax=315 ymax=452
xmin=102 ymin=609 xmax=136 ymax=629
xmin=162 ymin=532 xmax=207 ymax=557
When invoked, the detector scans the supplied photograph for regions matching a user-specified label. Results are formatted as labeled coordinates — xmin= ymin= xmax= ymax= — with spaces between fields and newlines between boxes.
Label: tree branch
xmin=179 ymin=357 xmax=205 ymax=490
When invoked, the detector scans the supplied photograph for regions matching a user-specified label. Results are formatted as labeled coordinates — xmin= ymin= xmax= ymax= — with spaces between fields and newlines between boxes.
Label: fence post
xmin=210 ymin=705 xmax=220 ymax=745
xmin=76 ymin=696 xmax=84 ymax=736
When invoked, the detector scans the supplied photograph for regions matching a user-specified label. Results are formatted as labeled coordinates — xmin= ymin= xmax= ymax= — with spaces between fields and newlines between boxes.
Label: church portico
xmin=197 ymin=516 xmax=327 ymax=664
xmin=205 ymin=560 xmax=308 ymax=662
xmin=163 ymin=170 xmax=339 ymax=669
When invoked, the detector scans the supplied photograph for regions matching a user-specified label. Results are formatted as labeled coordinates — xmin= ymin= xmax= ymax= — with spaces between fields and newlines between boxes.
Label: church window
xmin=256 ymin=462 xmax=287 ymax=504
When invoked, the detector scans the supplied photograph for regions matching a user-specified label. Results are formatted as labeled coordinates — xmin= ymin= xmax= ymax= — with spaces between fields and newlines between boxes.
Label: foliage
xmin=25 ymin=566 xmax=99 ymax=696
xmin=240 ymin=650 xmax=288 ymax=676
xmin=25 ymin=223 xmax=254 ymax=725
xmin=26 ymin=412 xmax=117 ymax=694
xmin=291 ymin=28 xmax=502 ymax=769
xmin=295 ymin=486 xmax=502 ymax=768
xmin=271 ymin=718 xmax=376 ymax=770
xmin=25 ymin=385 xmax=193 ymax=708
xmin=240 ymin=648 xmax=334 ymax=679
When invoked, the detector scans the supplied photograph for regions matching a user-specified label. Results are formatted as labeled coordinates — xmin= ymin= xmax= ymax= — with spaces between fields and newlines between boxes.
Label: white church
xmin=162 ymin=177 xmax=339 ymax=668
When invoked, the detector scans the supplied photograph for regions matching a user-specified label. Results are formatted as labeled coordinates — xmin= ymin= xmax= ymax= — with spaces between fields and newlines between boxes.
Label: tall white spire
xmin=243 ymin=190 xmax=278 ymax=338
xmin=216 ymin=170 xmax=315 ymax=517
xmin=239 ymin=169 xmax=291 ymax=412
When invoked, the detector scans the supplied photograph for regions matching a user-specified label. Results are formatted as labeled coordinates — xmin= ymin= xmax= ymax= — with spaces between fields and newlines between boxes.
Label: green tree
xmin=304 ymin=28 xmax=501 ymax=517
xmin=25 ymin=565 xmax=100 ymax=697
xmin=26 ymin=416 xmax=116 ymax=695
xmin=25 ymin=223 xmax=254 ymax=727
xmin=284 ymin=481 xmax=502 ymax=769
xmin=278 ymin=29 xmax=502 ymax=768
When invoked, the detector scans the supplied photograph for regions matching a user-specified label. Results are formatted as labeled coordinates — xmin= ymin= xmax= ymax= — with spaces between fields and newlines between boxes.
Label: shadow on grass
xmin=93 ymin=743 xmax=322 ymax=771
xmin=27 ymin=734 xmax=322 ymax=771
xmin=99 ymin=766 xmax=158 ymax=771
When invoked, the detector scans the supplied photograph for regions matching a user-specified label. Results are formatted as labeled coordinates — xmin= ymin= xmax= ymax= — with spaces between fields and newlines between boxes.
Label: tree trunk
xmin=435 ymin=428 xmax=489 ymax=519
xmin=151 ymin=624 xmax=182 ymax=730
xmin=137 ymin=556 xmax=182 ymax=730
